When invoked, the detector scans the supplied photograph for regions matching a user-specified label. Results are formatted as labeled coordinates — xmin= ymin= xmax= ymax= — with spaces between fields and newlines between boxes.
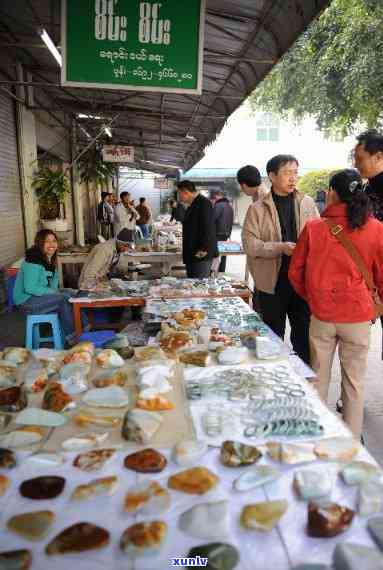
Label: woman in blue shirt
xmin=13 ymin=229 xmax=77 ymax=343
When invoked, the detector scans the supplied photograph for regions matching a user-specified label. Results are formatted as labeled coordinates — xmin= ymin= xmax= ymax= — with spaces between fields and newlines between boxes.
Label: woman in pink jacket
xmin=289 ymin=169 xmax=383 ymax=437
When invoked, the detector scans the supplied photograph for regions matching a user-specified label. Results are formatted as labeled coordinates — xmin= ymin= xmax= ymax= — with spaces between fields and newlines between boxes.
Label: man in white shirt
xmin=113 ymin=191 xmax=140 ymax=239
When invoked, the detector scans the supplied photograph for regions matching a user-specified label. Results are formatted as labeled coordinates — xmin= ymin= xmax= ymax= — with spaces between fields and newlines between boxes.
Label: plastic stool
xmin=25 ymin=314 xmax=64 ymax=350
xmin=79 ymin=330 xmax=116 ymax=348
xmin=6 ymin=275 xmax=17 ymax=312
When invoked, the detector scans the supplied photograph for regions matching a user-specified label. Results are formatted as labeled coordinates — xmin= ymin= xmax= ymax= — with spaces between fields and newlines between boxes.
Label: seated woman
xmin=289 ymin=169 xmax=383 ymax=438
xmin=13 ymin=229 xmax=80 ymax=345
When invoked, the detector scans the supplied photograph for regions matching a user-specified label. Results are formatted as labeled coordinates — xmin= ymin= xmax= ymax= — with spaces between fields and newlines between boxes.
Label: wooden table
xmin=125 ymin=251 xmax=183 ymax=276
xmin=159 ymin=288 xmax=252 ymax=304
xmin=70 ymin=296 xmax=145 ymax=337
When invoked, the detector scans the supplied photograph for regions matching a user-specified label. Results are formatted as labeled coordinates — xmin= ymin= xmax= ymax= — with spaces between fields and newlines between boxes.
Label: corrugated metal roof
xmin=0 ymin=1 xmax=331 ymax=175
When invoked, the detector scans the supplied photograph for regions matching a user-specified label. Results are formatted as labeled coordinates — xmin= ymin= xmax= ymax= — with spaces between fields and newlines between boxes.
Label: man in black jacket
xmin=213 ymin=190 xmax=234 ymax=272
xmin=177 ymin=180 xmax=217 ymax=278
xmin=354 ymin=129 xmax=383 ymax=367
xmin=354 ymin=129 xmax=383 ymax=220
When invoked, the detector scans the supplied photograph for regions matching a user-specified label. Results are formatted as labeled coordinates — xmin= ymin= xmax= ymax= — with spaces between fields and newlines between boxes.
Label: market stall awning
xmin=0 ymin=0 xmax=331 ymax=175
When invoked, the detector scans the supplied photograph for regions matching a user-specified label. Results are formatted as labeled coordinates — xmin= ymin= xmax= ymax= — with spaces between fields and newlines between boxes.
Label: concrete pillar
xmin=70 ymin=121 xmax=85 ymax=246
xmin=16 ymin=104 xmax=39 ymax=248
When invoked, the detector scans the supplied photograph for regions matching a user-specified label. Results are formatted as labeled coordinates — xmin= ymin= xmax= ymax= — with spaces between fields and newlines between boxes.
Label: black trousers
xmin=258 ymin=273 xmax=311 ymax=364
xmin=185 ymin=260 xmax=212 ymax=279
xmin=217 ymin=235 xmax=229 ymax=273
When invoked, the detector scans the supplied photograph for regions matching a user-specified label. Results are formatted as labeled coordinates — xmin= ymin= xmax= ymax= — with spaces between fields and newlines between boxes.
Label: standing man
xmin=354 ymin=129 xmax=383 ymax=220
xmin=213 ymin=190 xmax=234 ymax=272
xmin=242 ymin=155 xmax=319 ymax=364
xmin=177 ymin=180 xmax=217 ymax=278
xmin=169 ymin=198 xmax=185 ymax=223
xmin=237 ymin=165 xmax=268 ymax=203
xmin=113 ymin=191 xmax=139 ymax=240
xmin=97 ymin=192 xmax=114 ymax=240
xmin=354 ymin=129 xmax=383 ymax=366
xmin=136 ymin=197 xmax=152 ymax=238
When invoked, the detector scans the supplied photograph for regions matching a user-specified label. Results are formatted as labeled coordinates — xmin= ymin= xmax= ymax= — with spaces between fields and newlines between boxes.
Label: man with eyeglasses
xmin=242 ymin=154 xmax=319 ymax=364
xmin=354 ymin=129 xmax=383 ymax=367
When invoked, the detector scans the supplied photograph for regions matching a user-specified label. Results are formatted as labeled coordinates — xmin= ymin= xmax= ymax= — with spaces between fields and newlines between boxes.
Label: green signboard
xmin=61 ymin=0 xmax=205 ymax=94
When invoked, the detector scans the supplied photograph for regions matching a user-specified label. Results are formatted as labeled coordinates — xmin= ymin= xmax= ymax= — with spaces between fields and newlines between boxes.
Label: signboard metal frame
xmin=61 ymin=0 xmax=205 ymax=94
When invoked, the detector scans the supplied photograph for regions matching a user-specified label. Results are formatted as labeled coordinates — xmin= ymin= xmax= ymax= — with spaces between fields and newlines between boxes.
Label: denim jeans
xmin=18 ymin=289 xmax=87 ymax=339
xmin=138 ymin=224 xmax=149 ymax=238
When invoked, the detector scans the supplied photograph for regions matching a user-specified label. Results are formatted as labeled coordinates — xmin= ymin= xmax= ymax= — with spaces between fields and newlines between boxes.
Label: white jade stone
xmin=233 ymin=465 xmax=281 ymax=492
xmin=172 ymin=440 xmax=208 ymax=466
xmin=26 ymin=453 xmax=65 ymax=466
xmin=179 ymin=501 xmax=230 ymax=540
xmin=358 ymin=480 xmax=383 ymax=517
xmin=341 ymin=461 xmax=382 ymax=486
xmin=82 ymin=386 xmax=130 ymax=408
xmin=314 ymin=437 xmax=360 ymax=462
xmin=124 ymin=409 xmax=163 ymax=444
xmin=0 ymin=430 xmax=43 ymax=448
xmin=61 ymin=432 xmax=109 ymax=451
xmin=294 ymin=468 xmax=333 ymax=501
xmin=97 ymin=349 xmax=125 ymax=368
xmin=217 ymin=347 xmax=248 ymax=365
xmin=15 ymin=408 xmax=67 ymax=428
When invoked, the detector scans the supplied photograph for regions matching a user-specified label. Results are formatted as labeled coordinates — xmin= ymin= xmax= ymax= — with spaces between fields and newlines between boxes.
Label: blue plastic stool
xmin=79 ymin=330 xmax=116 ymax=348
xmin=7 ymin=275 xmax=17 ymax=312
xmin=25 ymin=314 xmax=64 ymax=350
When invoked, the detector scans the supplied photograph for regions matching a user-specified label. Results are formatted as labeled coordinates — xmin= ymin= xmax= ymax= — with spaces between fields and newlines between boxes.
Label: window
xmin=256 ymin=113 xmax=280 ymax=142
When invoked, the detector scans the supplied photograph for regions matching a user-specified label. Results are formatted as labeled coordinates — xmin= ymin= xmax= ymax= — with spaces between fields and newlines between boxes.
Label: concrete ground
xmin=1 ymin=227 xmax=382 ymax=465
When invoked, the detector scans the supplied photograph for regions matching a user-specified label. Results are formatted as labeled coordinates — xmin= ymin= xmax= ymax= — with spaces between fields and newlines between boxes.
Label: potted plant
xmin=32 ymin=164 xmax=70 ymax=231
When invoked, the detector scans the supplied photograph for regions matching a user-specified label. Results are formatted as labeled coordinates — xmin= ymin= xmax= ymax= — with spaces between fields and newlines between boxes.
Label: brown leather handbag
xmin=325 ymin=220 xmax=383 ymax=321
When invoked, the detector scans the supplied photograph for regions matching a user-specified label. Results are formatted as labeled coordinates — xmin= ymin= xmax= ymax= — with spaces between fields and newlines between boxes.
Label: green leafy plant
xmin=78 ymin=146 xmax=117 ymax=186
xmin=249 ymin=0 xmax=383 ymax=134
xmin=297 ymin=169 xmax=335 ymax=197
xmin=32 ymin=165 xmax=70 ymax=220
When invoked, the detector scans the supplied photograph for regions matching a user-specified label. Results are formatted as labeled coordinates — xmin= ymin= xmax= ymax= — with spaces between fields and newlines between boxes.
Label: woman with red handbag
xmin=289 ymin=169 xmax=383 ymax=438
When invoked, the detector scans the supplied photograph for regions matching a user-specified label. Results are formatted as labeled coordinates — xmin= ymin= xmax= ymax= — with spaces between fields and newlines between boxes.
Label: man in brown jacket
xmin=242 ymin=154 xmax=319 ymax=364
xmin=79 ymin=229 xmax=132 ymax=290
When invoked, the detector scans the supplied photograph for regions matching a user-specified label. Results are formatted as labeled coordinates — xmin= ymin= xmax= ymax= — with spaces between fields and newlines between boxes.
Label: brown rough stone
xmin=307 ymin=502 xmax=355 ymax=538
xmin=168 ymin=467 xmax=219 ymax=495
xmin=124 ymin=448 xmax=167 ymax=473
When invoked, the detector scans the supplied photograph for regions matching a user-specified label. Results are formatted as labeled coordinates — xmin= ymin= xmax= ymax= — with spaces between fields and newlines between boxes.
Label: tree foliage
xmin=297 ymin=169 xmax=334 ymax=197
xmin=249 ymin=0 xmax=383 ymax=135
xmin=78 ymin=146 xmax=118 ymax=186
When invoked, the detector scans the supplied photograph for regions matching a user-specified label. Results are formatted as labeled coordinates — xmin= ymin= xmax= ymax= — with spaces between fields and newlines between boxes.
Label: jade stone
xmin=368 ymin=516 xmax=383 ymax=551
xmin=333 ymin=543 xmax=383 ymax=570
xmin=188 ymin=543 xmax=239 ymax=570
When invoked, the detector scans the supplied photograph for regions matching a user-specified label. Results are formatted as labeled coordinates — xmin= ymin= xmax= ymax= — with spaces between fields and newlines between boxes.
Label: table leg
xmin=73 ymin=304 xmax=83 ymax=338
xmin=163 ymin=262 xmax=171 ymax=276
xmin=58 ymin=259 xmax=64 ymax=288
xmin=244 ymin=259 xmax=249 ymax=284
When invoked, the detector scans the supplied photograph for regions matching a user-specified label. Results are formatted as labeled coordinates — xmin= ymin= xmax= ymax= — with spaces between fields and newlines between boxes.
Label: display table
xmin=1 ymin=298 xmax=381 ymax=569
xmin=0 ymin=358 xmax=379 ymax=569
xmin=125 ymin=251 xmax=183 ymax=276
xmin=57 ymin=252 xmax=89 ymax=287
xmin=70 ymin=295 xmax=146 ymax=337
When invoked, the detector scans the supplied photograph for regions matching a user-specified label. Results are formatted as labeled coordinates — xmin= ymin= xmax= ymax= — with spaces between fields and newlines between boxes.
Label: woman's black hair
xmin=329 ymin=169 xmax=370 ymax=229
xmin=34 ymin=229 xmax=58 ymax=267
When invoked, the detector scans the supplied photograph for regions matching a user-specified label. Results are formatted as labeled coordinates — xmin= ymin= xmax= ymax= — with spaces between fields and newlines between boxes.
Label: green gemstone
xmin=187 ymin=543 xmax=239 ymax=570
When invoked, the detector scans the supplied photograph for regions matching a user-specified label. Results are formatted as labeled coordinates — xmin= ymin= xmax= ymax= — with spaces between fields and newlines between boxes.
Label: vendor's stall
xmin=0 ymin=299 xmax=382 ymax=570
